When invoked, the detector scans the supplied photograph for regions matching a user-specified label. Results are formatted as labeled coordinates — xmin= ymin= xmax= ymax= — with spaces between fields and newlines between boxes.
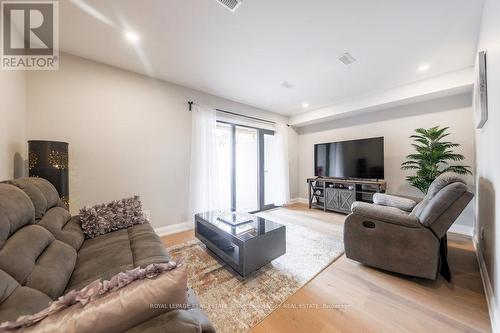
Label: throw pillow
xmin=0 ymin=262 xmax=187 ymax=332
xmin=79 ymin=196 xmax=148 ymax=238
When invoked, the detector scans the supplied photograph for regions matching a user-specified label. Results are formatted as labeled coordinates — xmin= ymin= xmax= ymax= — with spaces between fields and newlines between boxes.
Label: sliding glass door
xmin=216 ymin=122 xmax=274 ymax=213
xmin=215 ymin=122 xmax=232 ymax=211
xmin=261 ymin=131 xmax=275 ymax=210
xmin=235 ymin=126 xmax=259 ymax=212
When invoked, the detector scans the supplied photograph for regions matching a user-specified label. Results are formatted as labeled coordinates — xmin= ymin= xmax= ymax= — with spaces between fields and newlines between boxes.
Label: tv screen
xmin=314 ymin=137 xmax=384 ymax=179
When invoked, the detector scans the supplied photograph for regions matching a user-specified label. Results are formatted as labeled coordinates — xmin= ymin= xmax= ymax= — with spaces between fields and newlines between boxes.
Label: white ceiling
xmin=60 ymin=0 xmax=484 ymax=115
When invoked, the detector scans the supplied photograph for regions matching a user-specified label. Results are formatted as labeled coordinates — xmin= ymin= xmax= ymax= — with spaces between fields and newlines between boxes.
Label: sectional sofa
xmin=0 ymin=177 xmax=215 ymax=332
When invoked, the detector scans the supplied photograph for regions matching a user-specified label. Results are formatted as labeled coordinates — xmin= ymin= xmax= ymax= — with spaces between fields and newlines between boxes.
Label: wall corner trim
xmin=289 ymin=197 xmax=309 ymax=204
xmin=473 ymin=237 xmax=498 ymax=333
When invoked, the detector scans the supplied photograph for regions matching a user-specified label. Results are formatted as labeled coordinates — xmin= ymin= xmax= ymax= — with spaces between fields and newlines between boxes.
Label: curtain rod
xmin=188 ymin=101 xmax=277 ymax=125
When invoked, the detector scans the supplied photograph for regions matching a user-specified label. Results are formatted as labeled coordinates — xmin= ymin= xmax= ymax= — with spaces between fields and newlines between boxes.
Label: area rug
xmin=167 ymin=222 xmax=344 ymax=333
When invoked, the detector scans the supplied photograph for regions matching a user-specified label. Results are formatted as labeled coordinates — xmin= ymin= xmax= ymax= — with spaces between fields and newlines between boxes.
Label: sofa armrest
xmin=124 ymin=288 xmax=216 ymax=333
xmin=351 ymin=201 xmax=422 ymax=228
xmin=186 ymin=288 xmax=216 ymax=333
xmin=397 ymin=195 xmax=423 ymax=203
xmin=372 ymin=193 xmax=417 ymax=212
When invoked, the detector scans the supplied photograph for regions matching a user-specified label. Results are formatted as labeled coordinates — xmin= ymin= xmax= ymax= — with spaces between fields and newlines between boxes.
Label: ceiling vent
xmin=338 ymin=52 xmax=356 ymax=65
xmin=215 ymin=0 xmax=243 ymax=12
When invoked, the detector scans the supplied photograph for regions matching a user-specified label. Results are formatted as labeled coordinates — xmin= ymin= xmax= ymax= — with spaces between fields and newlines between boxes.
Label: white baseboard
xmin=448 ymin=224 xmax=474 ymax=237
xmin=154 ymin=222 xmax=193 ymax=237
xmin=289 ymin=197 xmax=308 ymax=204
xmin=473 ymin=237 xmax=498 ymax=333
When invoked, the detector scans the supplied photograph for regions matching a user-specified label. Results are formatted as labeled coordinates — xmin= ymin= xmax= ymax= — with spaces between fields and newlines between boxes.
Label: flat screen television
xmin=314 ymin=137 xmax=384 ymax=179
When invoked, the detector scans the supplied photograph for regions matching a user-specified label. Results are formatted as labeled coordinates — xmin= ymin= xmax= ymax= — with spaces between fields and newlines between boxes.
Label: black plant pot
xmin=28 ymin=140 xmax=69 ymax=208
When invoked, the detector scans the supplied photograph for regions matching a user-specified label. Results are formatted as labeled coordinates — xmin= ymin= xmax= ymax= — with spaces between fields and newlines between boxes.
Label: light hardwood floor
xmin=162 ymin=203 xmax=491 ymax=333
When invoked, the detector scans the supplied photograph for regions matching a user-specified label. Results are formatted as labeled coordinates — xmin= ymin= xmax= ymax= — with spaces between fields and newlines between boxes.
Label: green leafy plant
xmin=401 ymin=126 xmax=471 ymax=194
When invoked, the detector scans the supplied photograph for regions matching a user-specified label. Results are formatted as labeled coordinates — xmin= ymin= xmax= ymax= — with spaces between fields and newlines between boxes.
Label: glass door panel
xmin=215 ymin=123 xmax=232 ymax=211
xmin=263 ymin=133 xmax=275 ymax=207
xmin=235 ymin=126 xmax=258 ymax=212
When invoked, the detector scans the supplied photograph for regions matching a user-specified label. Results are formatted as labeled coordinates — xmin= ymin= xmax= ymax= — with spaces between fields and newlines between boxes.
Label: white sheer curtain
xmin=188 ymin=104 xmax=221 ymax=222
xmin=270 ymin=123 xmax=290 ymax=206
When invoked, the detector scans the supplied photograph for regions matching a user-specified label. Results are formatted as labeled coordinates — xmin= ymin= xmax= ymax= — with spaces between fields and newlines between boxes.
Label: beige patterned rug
xmin=167 ymin=221 xmax=344 ymax=333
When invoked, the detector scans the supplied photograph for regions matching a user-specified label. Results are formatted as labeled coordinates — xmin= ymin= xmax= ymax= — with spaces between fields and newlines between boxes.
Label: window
xmin=215 ymin=122 xmax=232 ymax=211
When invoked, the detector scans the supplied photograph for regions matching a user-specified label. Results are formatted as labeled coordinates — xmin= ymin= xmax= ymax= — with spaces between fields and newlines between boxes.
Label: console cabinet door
xmin=325 ymin=188 xmax=355 ymax=213
xmin=325 ymin=188 xmax=340 ymax=211
xmin=339 ymin=189 xmax=355 ymax=213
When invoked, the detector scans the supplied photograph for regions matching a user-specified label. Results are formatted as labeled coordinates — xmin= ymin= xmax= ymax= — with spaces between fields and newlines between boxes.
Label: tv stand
xmin=307 ymin=177 xmax=386 ymax=214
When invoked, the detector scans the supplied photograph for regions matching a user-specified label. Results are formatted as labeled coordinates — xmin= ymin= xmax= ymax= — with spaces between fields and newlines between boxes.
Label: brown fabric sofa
xmin=0 ymin=178 xmax=215 ymax=332
xmin=344 ymin=173 xmax=473 ymax=280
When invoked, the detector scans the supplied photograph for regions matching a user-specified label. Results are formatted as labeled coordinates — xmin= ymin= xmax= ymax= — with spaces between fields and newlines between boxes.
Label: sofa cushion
xmin=6 ymin=178 xmax=60 ymax=220
xmin=38 ymin=207 xmax=84 ymax=251
xmin=417 ymin=182 xmax=468 ymax=227
xmin=0 ymin=270 xmax=51 ymax=323
xmin=65 ymin=223 xmax=170 ymax=293
xmin=0 ymin=270 xmax=18 ymax=304
xmin=426 ymin=172 xmax=465 ymax=199
xmin=129 ymin=224 xmax=172 ymax=267
xmin=410 ymin=199 xmax=428 ymax=218
xmin=0 ymin=224 xmax=76 ymax=300
xmin=1 ymin=264 xmax=187 ymax=333
xmin=66 ymin=229 xmax=134 ymax=293
xmin=0 ymin=184 xmax=35 ymax=248
xmin=126 ymin=289 xmax=216 ymax=333
xmin=125 ymin=309 xmax=205 ymax=333
xmin=0 ymin=185 xmax=55 ymax=323
xmin=0 ymin=225 xmax=55 ymax=284
xmin=25 ymin=240 xmax=77 ymax=299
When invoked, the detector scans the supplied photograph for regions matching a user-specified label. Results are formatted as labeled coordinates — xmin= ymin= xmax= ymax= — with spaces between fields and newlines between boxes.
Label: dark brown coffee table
xmin=195 ymin=211 xmax=286 ymax=277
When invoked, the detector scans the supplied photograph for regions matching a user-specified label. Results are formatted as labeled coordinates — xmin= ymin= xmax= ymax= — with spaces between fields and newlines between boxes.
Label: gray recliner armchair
xmin=344 ymin=173 xmax=473 ymax=280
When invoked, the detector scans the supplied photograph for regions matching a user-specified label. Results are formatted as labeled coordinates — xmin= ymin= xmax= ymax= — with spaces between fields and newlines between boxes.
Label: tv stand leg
xmin=308 ymin=181 xmax=312 ymax=209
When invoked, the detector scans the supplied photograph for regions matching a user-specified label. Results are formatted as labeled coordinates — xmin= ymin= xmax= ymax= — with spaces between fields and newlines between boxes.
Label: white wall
xmin=26 ymin=53 xmax=291 ymax=228
xmin=474 ymin=0 xmax=500 ymax=330
xmin=0 ymin=70 xmax=26 ymax=180
xmin=296 ymin=93 xmax=476 ymax=227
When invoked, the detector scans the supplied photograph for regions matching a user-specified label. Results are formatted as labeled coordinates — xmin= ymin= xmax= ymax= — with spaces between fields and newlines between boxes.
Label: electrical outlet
xmin=481 ymin=226 xmax=485 ymax=241
xmin=143 ymin=210 xmax=151 ymax=222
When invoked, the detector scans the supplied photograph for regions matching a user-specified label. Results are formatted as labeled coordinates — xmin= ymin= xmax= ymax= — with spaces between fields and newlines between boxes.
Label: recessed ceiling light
xmin=302 ymin=103 xmax=309 ymax=108
xmin=418 ymin=64 xmax=430 ymax=72
xmin=125 ymin=31 xmax=139 ymax=43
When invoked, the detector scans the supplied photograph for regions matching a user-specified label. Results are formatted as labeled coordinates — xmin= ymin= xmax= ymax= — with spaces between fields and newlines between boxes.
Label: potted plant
xmin=401 ymin=126 xmax=472 ymax=194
